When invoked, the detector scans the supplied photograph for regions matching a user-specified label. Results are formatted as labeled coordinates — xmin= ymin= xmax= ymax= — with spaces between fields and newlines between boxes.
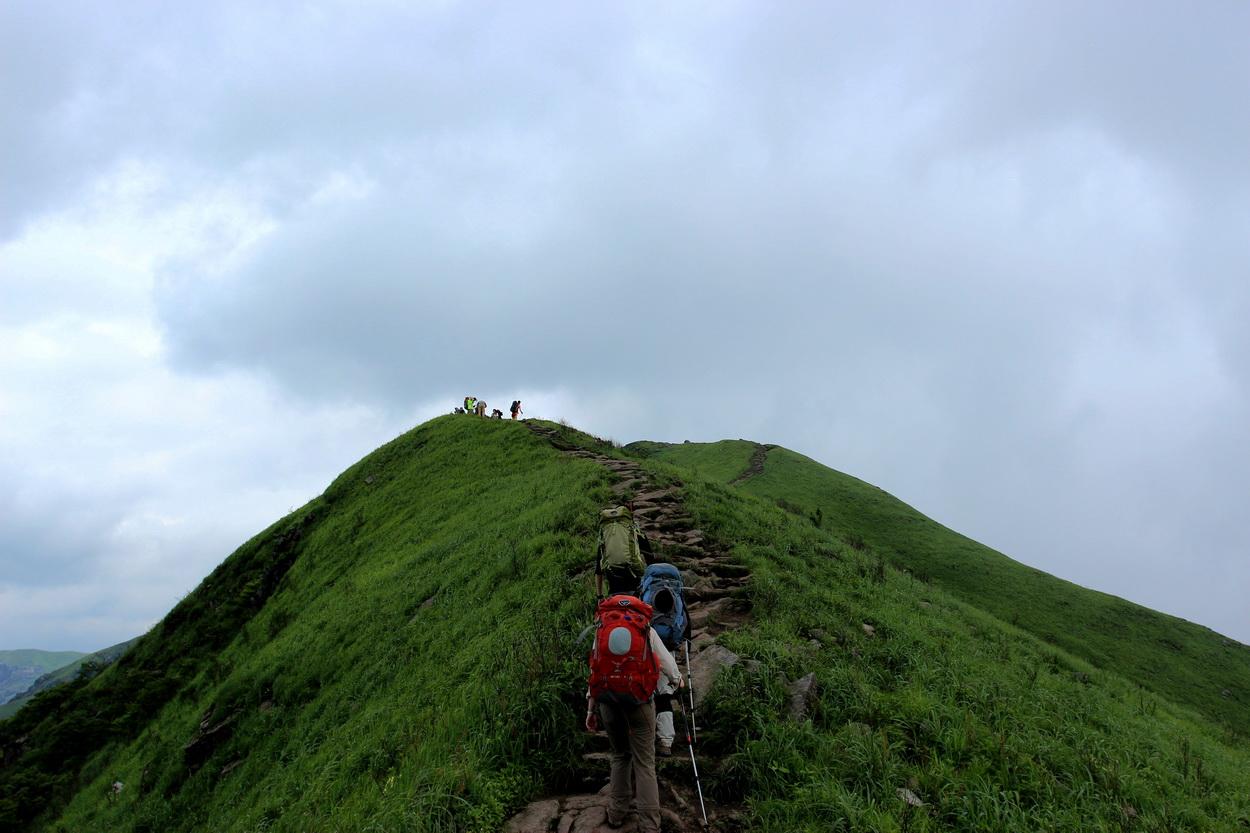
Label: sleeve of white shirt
xmin=650 ymin=629 xmax=680 ymax=685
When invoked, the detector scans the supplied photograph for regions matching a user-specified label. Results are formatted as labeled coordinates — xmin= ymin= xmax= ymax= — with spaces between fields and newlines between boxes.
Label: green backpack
xmin=600 ymin=507 xmax=646 ymax=579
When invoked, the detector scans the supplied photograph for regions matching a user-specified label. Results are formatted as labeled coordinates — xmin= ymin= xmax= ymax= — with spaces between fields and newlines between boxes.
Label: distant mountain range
xmin=0 ymin=640 xmax=137 ymax=720
xmin=0 ymin=650 xmax=85 ymax=704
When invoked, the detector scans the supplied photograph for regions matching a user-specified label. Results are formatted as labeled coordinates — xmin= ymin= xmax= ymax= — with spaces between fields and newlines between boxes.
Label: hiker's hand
xmin=585 ymin=709 xmax=599 ymax=733
xmin=677 ymin=676 xmax=686 ymax=689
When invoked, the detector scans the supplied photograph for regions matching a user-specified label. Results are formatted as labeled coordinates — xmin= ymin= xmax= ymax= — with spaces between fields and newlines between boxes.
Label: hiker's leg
xmin=654 ymin=692 xmax=674 ymax=748
xmin=626 ymin=702 xmax=660 ymax=832
xmin=599 ymin=702 xmax=633 ymax=824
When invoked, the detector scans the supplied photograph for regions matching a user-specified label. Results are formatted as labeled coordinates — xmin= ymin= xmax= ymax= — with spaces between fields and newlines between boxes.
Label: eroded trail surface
xmin=728 ymin=443 xmax=774 ymax=487
xmin=505 ymin=426 xmax=753 ymax=833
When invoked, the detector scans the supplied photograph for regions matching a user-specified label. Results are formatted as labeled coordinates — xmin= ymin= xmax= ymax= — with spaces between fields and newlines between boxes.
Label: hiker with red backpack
xmin=586 ymin=594 xmax=683 ymax=832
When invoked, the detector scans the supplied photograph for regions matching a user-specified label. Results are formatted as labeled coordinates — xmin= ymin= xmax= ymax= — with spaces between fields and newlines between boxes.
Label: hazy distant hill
xmin=0 ymin=650 xmax=84 ymax=704
xmin=1 ymin=417 xmax=1247 ymax=832
xmin=0 ymin=639 xmax=137 ymax=721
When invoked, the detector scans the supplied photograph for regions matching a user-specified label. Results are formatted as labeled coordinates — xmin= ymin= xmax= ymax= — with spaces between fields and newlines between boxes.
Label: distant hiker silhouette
xmin=464 ymin=396 xmax=476 ymax=414
xmin=491 ymin=408 xmax=503 ymax=419
xmin=474 ymin=400 xmax=487 ymax=417
xmin=510 ymin=400 xmax=523 ymax=420
xmin=586 ymin=594 xmax=682 ymax=833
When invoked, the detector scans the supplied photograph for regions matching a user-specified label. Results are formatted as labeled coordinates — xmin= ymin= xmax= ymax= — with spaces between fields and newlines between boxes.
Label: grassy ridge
xmin=632 ymin=440 xmax=1250 ymax=734
xmin=0 ymin=651 xmax=86 ymax=671
xmin=4 ymin=418 xmax=1248 ymax=832
xmin=4 ymin=416 xmax=611 ymax=833
xmin=669 ymin=471 xmax=1250 ymax=830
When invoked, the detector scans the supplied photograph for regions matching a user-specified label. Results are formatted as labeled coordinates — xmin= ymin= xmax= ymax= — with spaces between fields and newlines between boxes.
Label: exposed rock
xmin=788 ymin=673 xmax=817 ymax=722
xmin=183 ymin=709 xmax=240 ymax=768
xmin=689 ymin=597 xmax=736 ymax=629
xmin=861 ymin=623 xmax=876 ymax=637
xmin=897 ymin=787 xmax=925 ymax=807
xmin=504 ymin=798 xmax=560 ymax=832
xmin=689 ymin=644 xmax=741 ymax=708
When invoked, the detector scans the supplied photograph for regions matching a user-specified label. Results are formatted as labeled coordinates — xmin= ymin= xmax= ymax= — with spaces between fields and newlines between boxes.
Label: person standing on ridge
xmin=475 ymin=399 xmax=488 ymax=417
xmin=510 ymin=400 xmax=523 ymax=420
xmin=586 ymin=595 xmax=683 ymax=832
xmin=464 ymin=395 xmax=476 ymax=414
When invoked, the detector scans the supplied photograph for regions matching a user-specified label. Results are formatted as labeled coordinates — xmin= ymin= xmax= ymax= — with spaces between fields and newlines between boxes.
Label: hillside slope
xmin=1 ymin=417 xmax=1247 ymax=832
xmin=629 ymin=440 xmax=1250 ymax=732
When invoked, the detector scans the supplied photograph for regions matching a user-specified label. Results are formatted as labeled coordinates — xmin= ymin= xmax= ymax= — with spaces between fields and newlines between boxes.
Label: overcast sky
xmin=3 ymin=0 xmax=1248 ymax=652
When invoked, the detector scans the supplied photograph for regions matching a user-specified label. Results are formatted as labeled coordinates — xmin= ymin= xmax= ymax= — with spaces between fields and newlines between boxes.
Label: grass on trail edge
xmin=1 ymin=416 xmax=1247 ymax=832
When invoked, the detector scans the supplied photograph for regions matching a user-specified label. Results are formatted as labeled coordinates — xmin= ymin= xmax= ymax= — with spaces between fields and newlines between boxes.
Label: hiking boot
xmin=657 ymin=741 xmax=673 ymax=757
xmin=605 ymin=812 xmax=626 ymax=828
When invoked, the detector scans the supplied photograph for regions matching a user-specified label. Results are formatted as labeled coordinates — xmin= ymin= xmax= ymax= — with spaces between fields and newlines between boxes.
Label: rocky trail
xmin=727 ymin=443 xmax=774 ymax=487
xmin=506 ymin=425 xmax=755 ymax=833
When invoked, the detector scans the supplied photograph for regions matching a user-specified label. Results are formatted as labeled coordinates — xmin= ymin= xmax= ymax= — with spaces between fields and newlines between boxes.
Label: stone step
xmin=683 ymin=585 xmax=743 ymax=603
xmin=688 ymin=596 xmax=752 ymax=630
xmin=684 ymin=561 xmax=750 ymax=578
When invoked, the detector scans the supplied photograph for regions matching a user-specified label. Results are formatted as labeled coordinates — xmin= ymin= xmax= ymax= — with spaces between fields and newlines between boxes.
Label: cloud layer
xmin=3 ymin=1 xmax=1248 ymax=648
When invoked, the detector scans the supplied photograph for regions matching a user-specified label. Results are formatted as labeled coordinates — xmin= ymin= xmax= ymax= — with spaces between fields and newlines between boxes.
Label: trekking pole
xmin=679 ymin=690 xmax=709 ymax=828
xmin=684 ymin=639 xmax=698 ymax=744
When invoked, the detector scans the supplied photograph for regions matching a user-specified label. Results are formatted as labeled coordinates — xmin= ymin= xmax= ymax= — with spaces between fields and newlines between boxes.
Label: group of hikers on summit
xmin=456 ymin=396 xmax=523 ymax=420
xmin=586 ymin=504 xmax=700 ymax=832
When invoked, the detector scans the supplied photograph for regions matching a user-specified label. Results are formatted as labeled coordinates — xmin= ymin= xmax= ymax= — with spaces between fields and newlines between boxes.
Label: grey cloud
xmin=5 ymin=1 xmax=1250 ymax=644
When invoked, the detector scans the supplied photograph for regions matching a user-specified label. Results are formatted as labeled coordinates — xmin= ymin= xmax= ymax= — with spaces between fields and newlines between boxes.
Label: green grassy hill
xmin=1 ymin=417 xmax=1247 ymax=832
xmin=0 ymin=651 xmax=85 ymax=705
xmin=629 ymin=439 xmax=1250 ymax=733
xmin=0 ymin=639 xmax=138 ymax=721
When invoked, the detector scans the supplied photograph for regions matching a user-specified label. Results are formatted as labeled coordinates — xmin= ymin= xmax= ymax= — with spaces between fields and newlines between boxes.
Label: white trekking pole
xmin=679 ymin=684 xmax=709 ymax=827
xmin=685 ymin=635 xmax=695 ymax=740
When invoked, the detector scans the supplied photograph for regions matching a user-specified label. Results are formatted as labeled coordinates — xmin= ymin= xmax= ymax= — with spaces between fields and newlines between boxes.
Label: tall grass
xmin=667 ymin=473 xmax=1250 ymax=831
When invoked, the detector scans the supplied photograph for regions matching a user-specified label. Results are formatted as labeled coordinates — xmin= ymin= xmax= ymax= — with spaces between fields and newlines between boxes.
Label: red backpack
xmin=588 ymin=595 xmax=659 ymax=706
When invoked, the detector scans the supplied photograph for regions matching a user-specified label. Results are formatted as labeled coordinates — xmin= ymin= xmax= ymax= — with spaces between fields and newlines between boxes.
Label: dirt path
xmin=727 ymin=444 xmax=774 ymax=487
xmin=505 ymin=425 xmax=753 ymax=832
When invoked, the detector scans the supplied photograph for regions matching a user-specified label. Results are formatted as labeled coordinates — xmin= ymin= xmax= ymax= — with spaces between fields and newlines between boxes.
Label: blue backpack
xmin=639 ymin=563 xmax=688 ymax=650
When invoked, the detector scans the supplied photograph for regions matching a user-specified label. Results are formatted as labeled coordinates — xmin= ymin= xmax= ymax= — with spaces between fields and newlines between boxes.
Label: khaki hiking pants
xmin=599 ymin=700 xmax=660 ymax=832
